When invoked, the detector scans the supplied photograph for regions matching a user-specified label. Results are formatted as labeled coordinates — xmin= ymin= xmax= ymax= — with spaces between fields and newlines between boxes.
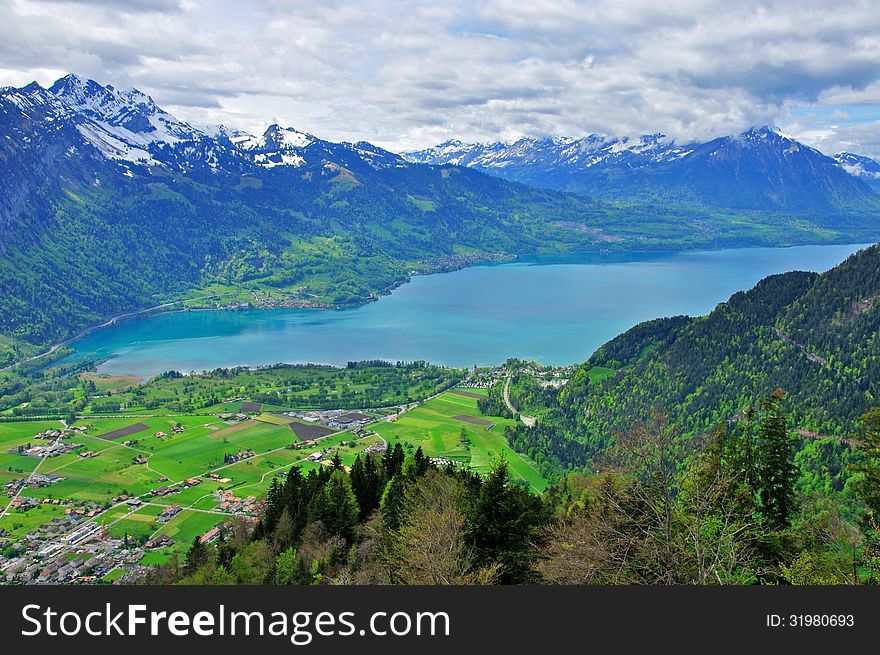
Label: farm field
xmin=0 ymin=415 xmax=334 ymax=547
xmin=152 ymin=510 xmax=229 ymax=557
xmin=0 ymin=419 xmax=65 ymax=477
xmin=0 ymin=382 xmax=545 ymax=575
xmin=106 ymin=505 xmax=165 ymax=540
xmin=371 ymin=389 xmax=549 ymax=492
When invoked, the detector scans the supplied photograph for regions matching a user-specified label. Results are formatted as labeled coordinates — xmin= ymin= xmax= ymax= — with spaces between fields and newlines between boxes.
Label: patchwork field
xmin=106 ymin=505 xmax=165 ymax=540
xmin=152 ymin=510 xmax=229 ymax=556
xmin=0 ymin=384 xmax=546 ymax=573
xmin=0 ymin=415 xmax=338 ymax=556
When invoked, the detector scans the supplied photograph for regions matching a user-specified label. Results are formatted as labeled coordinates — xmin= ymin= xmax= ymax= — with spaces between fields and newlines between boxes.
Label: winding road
xmin=503 ymin=373 xmax=536 ymax=428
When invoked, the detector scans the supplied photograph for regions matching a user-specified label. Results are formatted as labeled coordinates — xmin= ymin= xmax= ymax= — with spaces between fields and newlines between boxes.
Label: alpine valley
xmin=2 ymin=74 xmax=880 ymax=367
xmin=2 ymin=74 xmax=880 ymax=587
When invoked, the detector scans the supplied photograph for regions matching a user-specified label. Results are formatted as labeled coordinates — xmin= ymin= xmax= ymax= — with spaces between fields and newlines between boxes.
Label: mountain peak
xmin=740 ymin=125 xmax=794 ymax=141
xmin=834 ymin=152 xmax=880 ymax=179
xmin=49 ymin=74 xmax=161 ymax=125
xmin=48 ymin=73 xmax=92 ymax=95
xmin=258 ymin=124 xmax=313 ymax=149
xmin=20 ymin=80 xmax=46 ymax=94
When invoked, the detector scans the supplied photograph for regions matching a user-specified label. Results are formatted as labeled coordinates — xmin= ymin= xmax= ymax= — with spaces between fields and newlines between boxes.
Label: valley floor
xmin=0 ymin=381 xmax=547 ymax=584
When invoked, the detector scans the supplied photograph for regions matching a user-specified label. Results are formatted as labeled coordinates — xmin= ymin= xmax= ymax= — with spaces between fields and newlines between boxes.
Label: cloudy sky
xmin=1 ymin=0 xmax=879 ymax=156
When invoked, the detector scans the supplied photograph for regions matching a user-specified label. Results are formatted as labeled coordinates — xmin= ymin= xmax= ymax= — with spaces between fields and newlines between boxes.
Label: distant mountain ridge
xmin=1 ymin=74 xmax=406 ymax=175
xmin=0 ymin=74 xmax=605 ymax=364
xmin=1 ymin=73 xmax=880 ymax=368
xmin=406 ymin=127 xmax=880 ymax=212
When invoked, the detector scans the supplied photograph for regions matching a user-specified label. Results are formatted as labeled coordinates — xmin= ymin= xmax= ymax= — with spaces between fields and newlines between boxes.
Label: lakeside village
xmin=0 ymin=364 xmax=571 ymax=584
xmin=204 ymin=253 xmax=519 ymax=312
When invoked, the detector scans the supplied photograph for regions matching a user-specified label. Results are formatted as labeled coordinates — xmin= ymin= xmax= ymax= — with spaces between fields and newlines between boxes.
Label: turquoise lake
xmin=61 ymin=243 xmax=870 ymax=379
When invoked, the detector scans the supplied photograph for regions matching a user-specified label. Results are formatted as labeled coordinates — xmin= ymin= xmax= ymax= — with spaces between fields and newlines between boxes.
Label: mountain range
xmin=0 ymin=74 xmax=603 ymax=365
xmin=406 ymin=128 xmax=880 ymax=212
xmin=1 ymin=74 xmax=879 ymax=368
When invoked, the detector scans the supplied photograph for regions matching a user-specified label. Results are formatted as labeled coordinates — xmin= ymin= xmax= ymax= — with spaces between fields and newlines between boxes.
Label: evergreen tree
xmin=319 ymin=471 xmax=360 ymax=543
xmin=351 ymin=455 xmax=381 ymax=520
xmin=853 ymin=408 xmax=880 ymax=581
xmin=383 ymin=442 xmax=405 ymax=480
xmin=260 ymin=477 xmax=283 ymax=536
xmin=756 ymin=390 xmax=797 ymax=531
xmin=467 ymin=460 xmax=545 ymax=583
xmin=282 ymin=466 xmax=303 ymax=509
xmin=380 ymin=474 xmax=407 ymax=532
xmin=363 ymin=453 xmax=381 ymax=513
xmin=216 ymin=530 xmax=235 ymax=570
xmin=184 ymin=535 xmax=210 ymax=575
xmin=411 ymin=446 xmax=431 ymax=477
xmin=280 ymin=466 xmax=310 ymax=544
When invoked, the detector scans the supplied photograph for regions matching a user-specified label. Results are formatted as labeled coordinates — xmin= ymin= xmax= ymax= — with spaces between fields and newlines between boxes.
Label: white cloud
xmin=0 ymin=0 xmax=877 ymax=155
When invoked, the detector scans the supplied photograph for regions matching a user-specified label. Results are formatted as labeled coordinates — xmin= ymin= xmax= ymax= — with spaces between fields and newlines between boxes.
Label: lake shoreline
xmin=37 ymin=241 xmax=876 ymax=380
xmin=7 ymin=251 xmax=519 ymax=374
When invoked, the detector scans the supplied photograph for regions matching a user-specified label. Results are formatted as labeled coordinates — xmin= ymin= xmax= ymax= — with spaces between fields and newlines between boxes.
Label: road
xmin=503 ymin=373 xmax=536 ymax=428
xmin=1 ymin=385 xmax=453 ymax=562
xmin=0 ymin=419 xmax=67 ymax=521
xmin=10 ymin=416 xmax=359 ymax=555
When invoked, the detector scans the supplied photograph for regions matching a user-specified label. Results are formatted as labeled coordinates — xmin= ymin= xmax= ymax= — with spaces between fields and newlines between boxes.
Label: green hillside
xmin=504 ymin=244 xmax=880 ymax=472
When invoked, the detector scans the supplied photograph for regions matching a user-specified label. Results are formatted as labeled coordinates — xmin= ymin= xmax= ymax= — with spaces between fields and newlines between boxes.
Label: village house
xmin=199 ymin=527 xmax=220 ymax=544
xmin=157 ymin=505 xmax=182 ymax=522
xmin=144 ymin=535 xmax=174 ymax=549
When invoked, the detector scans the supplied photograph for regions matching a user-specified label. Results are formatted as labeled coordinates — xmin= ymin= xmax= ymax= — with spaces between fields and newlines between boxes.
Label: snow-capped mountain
xmin=1 ymin=73 xmax=878 ymax=217
xmin=231 ymin=123 xmax=405 ymax=171
xmin=0 ymin=74 xmax=406 ymax=175
xmin=2 ymin=73 xmax=880 ymax=361
xmin=406 ymin=132 xmax=691 ymax=171
xmin=50 ymin=74 xmax=202 ymax=141
xmin=834 ymin=152 xmax=880 ymax=180
xmin=45 ymin=74 xmax=211 ymax=168
xmin=405 ymin=126 xmax=880 ymax=212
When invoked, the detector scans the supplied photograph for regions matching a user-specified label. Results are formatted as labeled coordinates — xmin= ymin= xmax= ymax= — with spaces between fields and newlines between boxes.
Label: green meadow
xmin=0 ymin=385 xmax=547 ymax=552
xmin=152 ymin=510 xmax=228 ymax=556
xmin=370 ymin=390 xmax=549 ymax=492
xmin=106 ymin=505 xmax=165 ymax=540
xmin=0 ymin=416 xmax=306 ymax=542
xmin=0 ymin=420 xmax=65 ymax=477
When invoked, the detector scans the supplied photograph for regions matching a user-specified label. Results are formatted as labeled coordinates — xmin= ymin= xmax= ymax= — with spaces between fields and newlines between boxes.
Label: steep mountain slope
xmin=508 ymin=244 xmax=880 ymax=468
xmin=407 ymin=128 xmax=880 ymax=213
xmin=0 ymin=75 xmax=613 ymax=364
xmin=2 ymin=74 xmax=880 ymax=369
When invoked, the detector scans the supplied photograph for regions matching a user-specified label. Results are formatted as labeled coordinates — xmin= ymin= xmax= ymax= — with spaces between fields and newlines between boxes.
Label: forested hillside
xmin=3 ymin=77 xmax=880 ymax=368
xmin=503 ymin=244 xmax=880 ymax=474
